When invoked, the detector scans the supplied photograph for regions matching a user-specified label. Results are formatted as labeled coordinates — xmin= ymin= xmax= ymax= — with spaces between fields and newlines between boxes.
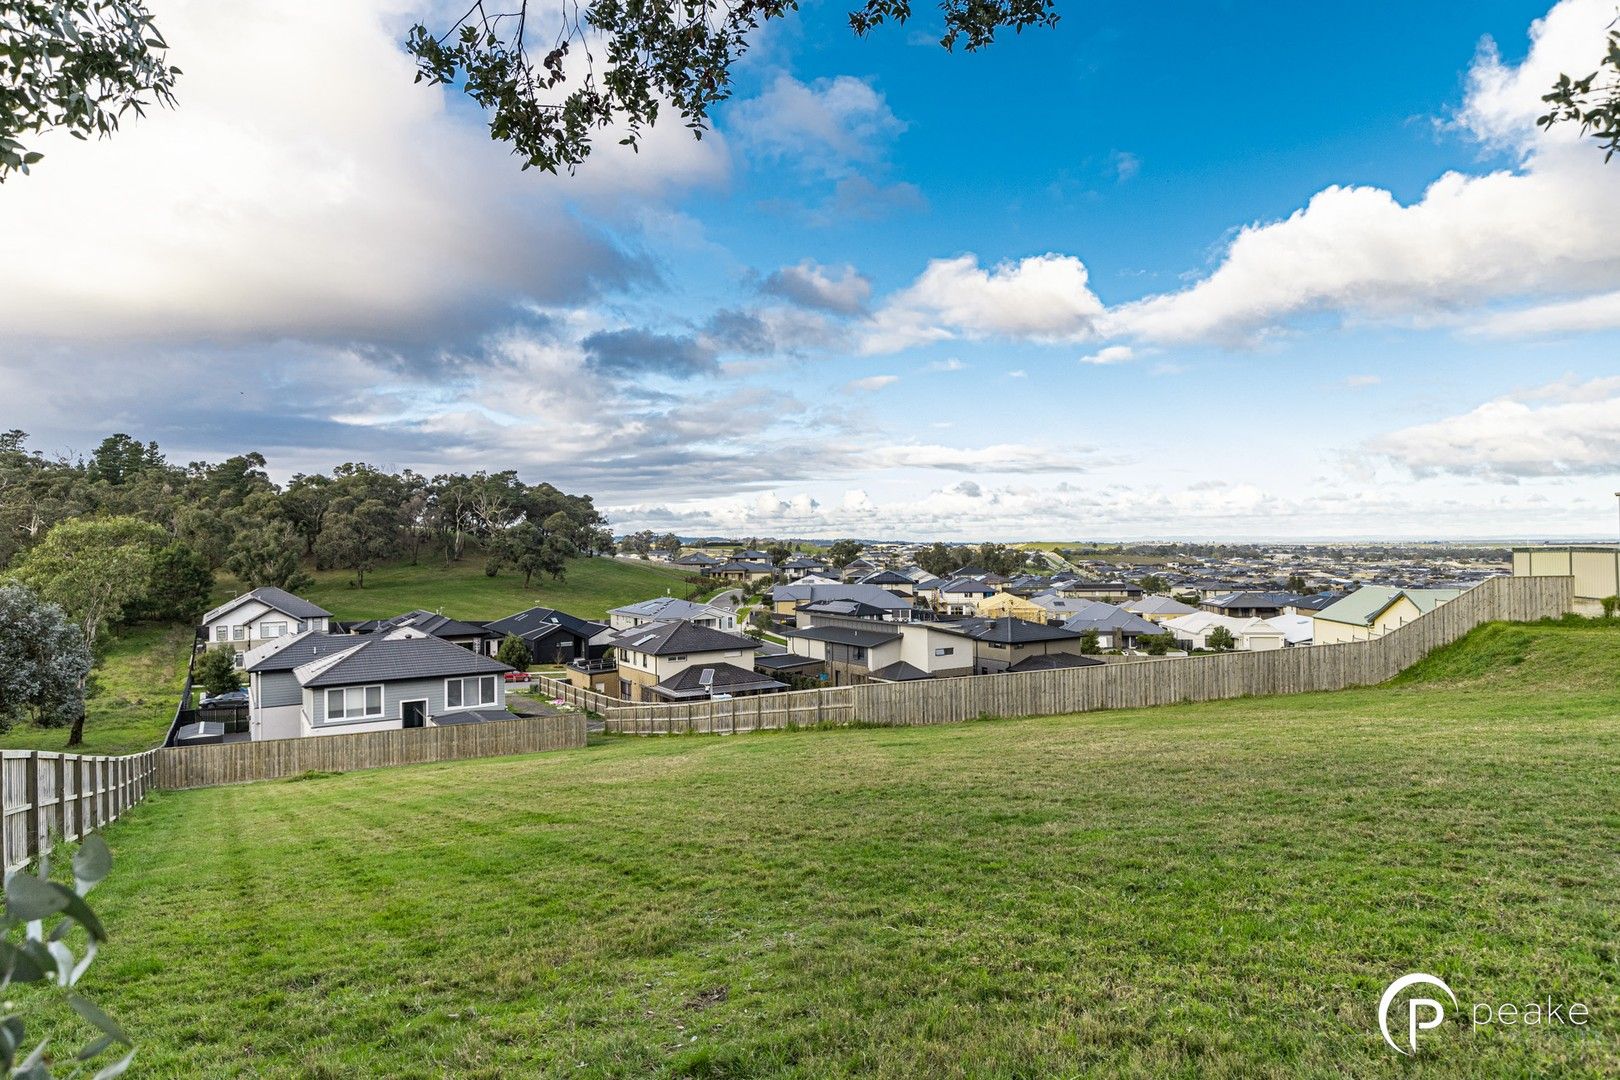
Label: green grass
xmin=302 ymin=554 xmax=707 ymax=622
xmin=38 ymin=619 xmax=1620 ymax=1077
xmin=0 ymin=622 xmax=192 ymax=755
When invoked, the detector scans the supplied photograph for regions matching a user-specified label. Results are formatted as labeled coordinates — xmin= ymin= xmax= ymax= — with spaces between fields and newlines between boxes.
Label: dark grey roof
xmin=784 ymin=625 xmax=901 ymax=648
xmin=302 ymin=635 xmax=511 ymax=688
xmin=485 ymin=606 xmax=607 ymax=641
xmin=174 ymin=721 xmax=226 ymax=744
xmin=674 ymin=551 xmax=721 ymax=564
xmin=205 ymin=586 xmax=332 ymax=623
xmin=948 ymin=617 xmax=1083 ymax=645
xmin=771 ymin=583 xmax=912 ymax=611
xmin=1289 ymin=592 xmax=1341 ymax=612
xmin=431 ymin=707 xmax=521 ymax=726
xmin=714 ymin=561 xmax=774 ymax=573
xmin=365 ymin=610 xmax=494 ymax=639
xmin=245 ymin=632 xmax=362 ymax=673
xmin=652 ymin=663 xmax=786 ymax=699
xmin=797 ymin=599 xmax=897 ymax=619
xmin=868 ymin=660 xmax=933 ymax=682
xmin=610 ymin=620 xmax=760 ymax=656
xmin=753 ymin=653 xmax=824 ymax=672
xmin=857 ymin=570 xmax=913 ymax=586
xmin=940 ymin=577 xmax=995 ymax=594
xmin=1006 ymin=652 xmax=1105 ymax=672
xmin=1204 ymin=591 xmax=1304 ymax=609
xmin=1059 ymin=608 xmax=1162 ymax=636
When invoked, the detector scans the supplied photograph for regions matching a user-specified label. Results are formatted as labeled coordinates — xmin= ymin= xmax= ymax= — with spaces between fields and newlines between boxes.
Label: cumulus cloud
xmin=1369 ymin=375 xmax=1620 ymax=478
xmin=727 ymin=74 xmax=904 ymax=177
xmin=1079 ymin=345 xmax=1135 ymax=366
xmin=761 ymin=260 xmax=873 ymax=314
xmin=1097 ymin=0 xmax=1620 ymax=346
xmin=582 ymin=329 xmax=717 ymax=377
xmin=863 ymin=253 xmax=1105 ymax=353
xmin=0 ymin=0 xmax=726 ymax=348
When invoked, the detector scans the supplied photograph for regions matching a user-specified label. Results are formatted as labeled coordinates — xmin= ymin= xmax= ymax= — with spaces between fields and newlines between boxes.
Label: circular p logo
xmin=1379 ymin=973 xmax=1458 ymax=1055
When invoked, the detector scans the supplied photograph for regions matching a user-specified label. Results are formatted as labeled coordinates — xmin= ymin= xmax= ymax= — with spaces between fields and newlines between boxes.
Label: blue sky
xmin=2 ymin=0 xmax=1618 ymax=539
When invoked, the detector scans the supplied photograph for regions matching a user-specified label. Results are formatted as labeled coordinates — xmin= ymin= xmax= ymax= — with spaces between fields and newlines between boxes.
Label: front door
xmin=401 ymin=700 xmax=427 ymax=729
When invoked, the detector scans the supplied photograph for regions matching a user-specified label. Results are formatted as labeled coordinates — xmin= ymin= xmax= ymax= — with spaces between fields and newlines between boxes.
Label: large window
xmin=214 ymin=626 xmax=229 ymax=643
xmin=262 ymin=621 xmax=287 ymax=638
xmin=326 ymin=685 xmax=383 ymax=720
xmin=446 ymin=675 xmax=497 ymax=710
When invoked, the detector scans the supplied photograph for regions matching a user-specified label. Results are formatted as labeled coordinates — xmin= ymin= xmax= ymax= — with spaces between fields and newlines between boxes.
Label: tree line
xmin=0 ymin=429 xmax=614 ymax=743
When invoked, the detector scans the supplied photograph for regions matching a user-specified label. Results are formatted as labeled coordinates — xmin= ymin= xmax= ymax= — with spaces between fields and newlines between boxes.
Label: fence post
xmin=23 ymin=753 xmax=43 ymax=867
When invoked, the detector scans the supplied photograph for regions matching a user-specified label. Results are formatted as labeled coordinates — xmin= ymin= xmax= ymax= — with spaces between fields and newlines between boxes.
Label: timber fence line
xmin=155 ymin=711 xmax=586 ymax=791
xmin=2 ymin=749 xmax=159 ymax=872
xmin=541 ymin=576 xmax=1574 ymax=736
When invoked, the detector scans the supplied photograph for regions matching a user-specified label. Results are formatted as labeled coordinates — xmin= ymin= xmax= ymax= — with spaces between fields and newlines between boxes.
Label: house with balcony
xmin=581 ymin=620 xmax=768 ymax=702
xmin=201 ymin=587 xmax=334 ymax=660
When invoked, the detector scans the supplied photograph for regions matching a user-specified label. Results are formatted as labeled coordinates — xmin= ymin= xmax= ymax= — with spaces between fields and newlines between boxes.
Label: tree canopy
xmin=1540 ymin=27 xmax=1620 ymax=160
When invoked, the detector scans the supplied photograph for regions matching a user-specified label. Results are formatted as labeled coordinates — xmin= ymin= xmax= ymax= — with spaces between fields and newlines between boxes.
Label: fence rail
xmin=542 ymin=576 xmax=1574 ymax=736
xmin=156 ymin=712 xmax=586 ymax=791
xmin=1 ymin=749 xmax=159 ymax=872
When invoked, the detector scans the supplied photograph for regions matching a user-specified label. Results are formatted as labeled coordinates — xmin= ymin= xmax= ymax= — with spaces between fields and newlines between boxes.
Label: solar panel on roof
xmin=698 ymin=668 xmax=715 ymax=686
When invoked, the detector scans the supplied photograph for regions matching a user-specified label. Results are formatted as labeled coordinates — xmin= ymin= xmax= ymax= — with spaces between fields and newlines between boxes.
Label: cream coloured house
xmin=1311 ymin=585 xmax=1466 ymax=645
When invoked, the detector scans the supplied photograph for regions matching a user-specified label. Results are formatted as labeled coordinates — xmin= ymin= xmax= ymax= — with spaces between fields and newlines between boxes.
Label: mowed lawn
xmin=302 ymin=554 xmax=707 ymax=622
xmin=40 ymin=620 xmax=1620 ymax=1078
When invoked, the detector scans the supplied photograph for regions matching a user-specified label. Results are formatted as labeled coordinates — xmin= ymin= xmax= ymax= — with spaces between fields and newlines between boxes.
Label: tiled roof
xmin=300 ymin=635 xmax=511 ymax=688
xmin=610 ymin=620 xmax=760 ymax=656
xmin=204 ymin=586 xmax=332 ymax=624
xmin=867 ymin=660 xmax=933 ymax=682
xmin=784 ymin=625 xmax=902 ymax=648
xmin=652 ymin=663 xmax=786 ymax=699
xmin=1006 ymin=652 xmax=1105 ymax=672
xmin=244 ymin=632 xmax=362 ymax=673
xmin=485 ymin=606 xmax=607 ymax=640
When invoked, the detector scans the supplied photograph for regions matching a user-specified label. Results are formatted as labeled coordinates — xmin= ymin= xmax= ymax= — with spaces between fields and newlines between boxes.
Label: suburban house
xmin=780 ymin=556 xmax=832 ymax=579
xmin=842 ymin=556 xmax=882 ymax=578
xmin=784 ymin=625 xmax=904 ymax=686
xmin=709 ymin=560 xmax=776 ymax=585
xmin=1123 ymin=595 xmax=1200 ymax=622
xmin=856 ymin=569 xmax=918 ymax=596
xmin=346 ymin=609 xmax=495 ymax=652
xmin=609 ymin=596 xmax=737 ymax=632
xmin=974 ymin=592 xmax=1049 ymax=622
xmin=242 ymin=631 xmax=515 ymax=741
xmin=784 ymin=611 xmax=975 ymax=681
xmin=1512 ymin=545 xmax=1620 ymax=616
xmin=1311 ymin=585 xmax=1466 ymax=644
xmin=937 ymin=577 xmax=996 ymax=614
xmin=1028 ymin=593 xmax=1123 ymax=623
xmin=201 ymin=587 xmax=334 ymax=659
xmin=772 ymin=583 xmax=913 ymax=620
xmin=734 ymin=548 xmax=772 ymax=562
xmin=1161 ymin=612 xmax=1287 ymax=652
xmin=1058 ymin=605 xmax=1163 ymax=651
xmin=589 ymin=620 xmax=766 ymax=702
xmin=949 ymin=617 xmax=1087 ymax=675
xmin=1199 ymin=592 xmax=1304 ymax=619
xmin=673 ymin=551 xmax=722 ymax=571
xmin=482 ymin=606 xmax=612 ymax=666
xmin=1053 ymin=581 xmax=1145 ymax=603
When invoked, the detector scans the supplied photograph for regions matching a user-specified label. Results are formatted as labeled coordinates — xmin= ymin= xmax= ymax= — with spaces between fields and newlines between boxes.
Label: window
xmin=232 ymin=626 xmax=245 ymax=641
xmin=232 ymin=652 xmax=245 ymax=669
xmin=934 ymin=647 xmax=954 ymax=657
xmin=263 ymin=622 xmax=287 ymax=638
xmin=326 ymin=685 xmax=383 ymax=720
xmin=214 ymin=626 xmax=228 ymax=643
xmin=295 ymin=621 xmax=307 ymax=634
xmin=852 ymin=647 xmax=866 ymax=661
xmin=446 ymin=675 xmax=497 ymax=710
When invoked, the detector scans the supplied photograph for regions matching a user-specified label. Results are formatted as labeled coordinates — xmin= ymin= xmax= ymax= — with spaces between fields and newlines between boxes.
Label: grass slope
xmin=302 ymin=554 xmax=704 ymax=622
xmin=0 ymin=622 xmax=192 ymax=756
xmin=40 ymin=619 xmax=1620 ymax=1077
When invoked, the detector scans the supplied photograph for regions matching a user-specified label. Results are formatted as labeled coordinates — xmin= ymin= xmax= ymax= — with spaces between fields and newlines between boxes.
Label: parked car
xmin=200 ymin=688 xmax=249 ymax=708
xmin=503 ymin=671 xmax=533 ymax=683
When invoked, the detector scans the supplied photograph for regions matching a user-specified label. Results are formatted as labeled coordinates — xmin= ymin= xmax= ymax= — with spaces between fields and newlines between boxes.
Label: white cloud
xmin=1470 ymin=289 xmax=1620 ymax=337
xmin=0 ymin=0 xmax=726 ymax=346
xmin=727 ymin=74 xmax=903 ymax=177
xmin=922 ymin=358 xmax=968 ymax=372
xmin=1111 ymin=150 xmax=1140 ymax=183
xmin=860 ymin=443 xmax=1103 ymax=473
xmin=1369 ymin=375 xmax=1620 ymax=478
xmin=761 ymin=260 xmax=873 ymax=314
xmin=1345 ymin=374 xmax=1382 ymax=388
xmin=863 ymin=253 xmax=1105 ymax=353
xmin=1097 ymin=0 xmax=1620 ymax=346
xmin=1079 ymin=345 xmax=1135 ymax=366
xmin=845 ymin=374 xmax=900 ymax=392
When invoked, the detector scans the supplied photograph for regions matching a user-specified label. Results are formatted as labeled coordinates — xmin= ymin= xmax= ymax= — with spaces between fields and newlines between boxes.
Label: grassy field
xmin=302 ymin=554 xmax=706 ymax=622
xmin=0 ymin=622 xmax=193 ymax=756
xmin=33 ymin=618 xmax=1620 ymax=1077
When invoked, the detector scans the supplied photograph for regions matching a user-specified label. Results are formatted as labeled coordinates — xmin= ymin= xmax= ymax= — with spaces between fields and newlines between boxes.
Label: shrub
xmin=497 ymin=633 xmax=531 ymax=670
xmin=194 ymin=647 xmax=242 ymax=697
xmin=1601 ymin=595 xmax=1619 ymax=619
xmin=1208 ymin=626 xmax=1237 ymax=652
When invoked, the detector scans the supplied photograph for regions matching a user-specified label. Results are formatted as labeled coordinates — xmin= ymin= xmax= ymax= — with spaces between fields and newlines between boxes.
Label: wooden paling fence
xmin=1 ymin=749 xmax=159 ymax=872
xmin=156 ymin=712 xmax=586 ymax=791
xmin=544 ymin=576 xmax=1574 ymax=736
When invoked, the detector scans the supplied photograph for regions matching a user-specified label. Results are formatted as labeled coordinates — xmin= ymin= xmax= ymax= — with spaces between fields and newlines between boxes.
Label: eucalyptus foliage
xmin=0 ymin=835 xmax=134 ymax=1078
xmin=406 ymin=0 xmax=1058 ymax=173
xmin=1541 ymin=26 xmax=1620 ymax=161
xmin=0 ymin=586 xmax=91 ymax=733
xmin=0 ymin=0 xmax=179 ymax=180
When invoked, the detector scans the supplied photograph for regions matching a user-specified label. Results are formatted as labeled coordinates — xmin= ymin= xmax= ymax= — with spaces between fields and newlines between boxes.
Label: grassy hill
xmin=37 ymin=617 xmax=1620 ymax=1076
xmin=299 ymin=554 xmax=708 ymax=622
xmin=0 ymin=556 xmax=709 ymax=755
